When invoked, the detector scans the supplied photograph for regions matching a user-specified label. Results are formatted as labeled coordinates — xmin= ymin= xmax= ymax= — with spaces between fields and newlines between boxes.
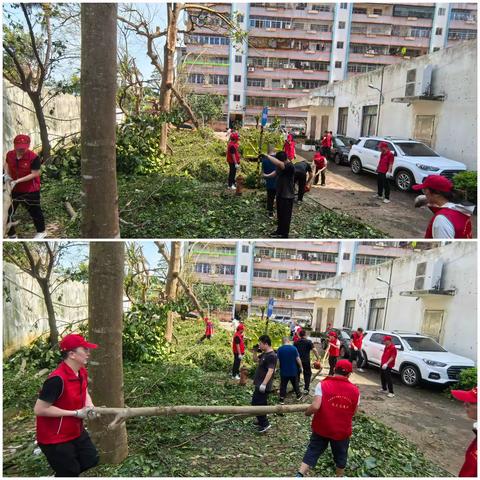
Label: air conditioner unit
xmin=288 ymin=276 xmax=294 ymax=280
xmin=248 ymin=67 xmax=255 ymax=72
xmin=254 ymin=257 xmax=262 ymax=263
xmin=405 ymin=65 xmax=433 ymax=97
xmin=288 ymin=84 xmax=295 ymax=89
xmin=295 ymin=275 xmax=301 ymax=280
xmin=413 ymin=259 xmax=443 ymax=291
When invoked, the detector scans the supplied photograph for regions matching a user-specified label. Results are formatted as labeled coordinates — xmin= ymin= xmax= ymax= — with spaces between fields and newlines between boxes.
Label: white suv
xmin=361 ymin=330 xmax=475 ymax=387
xmin=348 ymin=137 xmax=467 ymax=191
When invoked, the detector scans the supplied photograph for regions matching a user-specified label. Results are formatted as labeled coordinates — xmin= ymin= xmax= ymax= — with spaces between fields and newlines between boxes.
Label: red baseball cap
xmin=335 ymin=359 xmax=353 ymax=373
xmin=378 ymin=141 xmax=389 ymax=150
xmin=451 ymin=387 xmax=477 ymax=404
xmin=13 ymin=134 xmax=31 ymax=149
xmin=237 ymin=323 xmax=244 ymax=331
xmin=230 ymin=132 xmax=239 ymax=141
xmin=412 ymin=175 xmax=453 ymax=193
xmin=383 ymin=335 xmax=392 ymax=342
xmin=59 ymin=334 xmax=98 ymax=352
xmin=328 ymin=331 xmax=337 ymax=337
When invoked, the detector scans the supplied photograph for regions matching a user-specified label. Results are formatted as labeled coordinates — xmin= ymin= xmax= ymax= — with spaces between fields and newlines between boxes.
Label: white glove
xmin=74 ymin=406 xmax=97 ymax=419
xmin=353 ymin=346 xmax=358 ymax=351
xmin=381 ymin=364 xmax=388 ymax=370
xmin=235 ymin=163 xmax=240 ymax=170
xmin=238 ymin=354 xmax=244 ymax=360
xmin=414 ymin=194 xmax=428 ymax=208
xmin=259 ymin=384 xmax=266 ymax=393
xmin=4 ymin=174 xmax=12 ymax=182
xmin=10 ymin=180 xmax=17 ymax=189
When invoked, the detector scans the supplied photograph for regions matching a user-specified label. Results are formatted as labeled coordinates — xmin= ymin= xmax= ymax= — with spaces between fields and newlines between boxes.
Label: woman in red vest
xmin=296 ymin=359 xmax=360 ymax=477
xmin=412 ymin=174 xmax=474 ymax=239
xmin=451 ymin=387 xmax=477 ymax=477
xmin=312 ymin=150 xmax=328 ymax=186
xmin=198 ymin=317 xmax=214 ymax=343
xmin=378 ymin=335 xmax=397 ymax=398
xmin=226 ymin=132 xmax=240 ymax=189
xmin=4 ymin=134 xmax=46 ymax=238
xmin=327 ymin=331 xmax=340 ymax=375
xmin=34 ymin=334 xmax=99 ymax=477
xmin=231 ymin=323 xmax=245 ymax=380
xmin=284 ymin=134 xmax=296 ymax=161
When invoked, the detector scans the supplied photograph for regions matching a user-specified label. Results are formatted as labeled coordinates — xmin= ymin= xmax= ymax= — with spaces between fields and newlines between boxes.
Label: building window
xmin=337 ymin=107 xmax=348 ymax=136
xmin=242 ymin=245 xmax=249 ymax=253
xmin=450 ymin=9 xmax=476 ymax=21
xmin=435 ymin=27 xmax=443 ymax=35
xmin=353 ymin=7 xmax=367 ymax=14
xmin=188 ymin=73 xmax=205 ymax=84
xmin=210 ymin=74 xmax=229 ymax=85
xmin=299 ymin=271 xmax=335 ymax=281
xmin=247 ymin=78 xmax=265 ymax=87
xmin=373 ymin=8 xmax=383 ymax=15
xmin=438 ymin=8 xmax=446 ymax=16
xmin=234 ymin=75 xmax=242 ymax=82
xmin=343 ymin=252 xmax=350 ymax=260
xmin=433 ymin=47 xmax=440 ymax=52
xmin=237 ymin=13 xmax=244 ymax=23
xmin=239 ymin=285 xmax=247 ymax=292
xmin=422 ymin=310 xmax=445 ymax=343
xmin=340 ymin=3 xmax=348 ymax=9
xmin=216 ymin=264 xmax=236 ymax=275
xmin=448 ymin=29 xmax=477 ymax=40
xmin=233 ymin=94 xmax=241 ymax=102
xmin=392 ymin=4 xmax=435 ymax=19
xmin=367 ymin=298 xmax=386 ymax=329
xmin=356 ymin=254 xmax=391 ymax=265
xmin=272 ymin=79 xmax=281 ymax=88
xmin=241 ymin=265 xmax=248 ymax=273
xmin=337 ymin=41 xmax=344 ymax=49
xmin=335 ymin=61 xmax=342 ymax=68
xmin=195 ymin=263 xmax=211 ymax=273
xmin=338 ymin=21 xmax=346 ymax=29
xmin=361 ymin=105 xmax=378 ymax=136
xmin=343 ymin=300 xmax=355 ymax=328
xmin=235 ymin=55 xmax=242 ymax=63
xmin=253 ymin=268 xmax=272 ymax=278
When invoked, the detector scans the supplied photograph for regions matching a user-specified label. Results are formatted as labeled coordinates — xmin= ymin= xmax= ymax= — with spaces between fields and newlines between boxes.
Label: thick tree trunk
xmin=81 ymin=4 xmax=120 ymax=238
xmin=29 ymin=92 xmax=51 ymax=162
xmin=165 ymin=241 xmax=181 ymax=342
xmin=88 ymin=242 xmax=128 ymax=464
xmin=37 ymin=278 xmax=58 ymax=347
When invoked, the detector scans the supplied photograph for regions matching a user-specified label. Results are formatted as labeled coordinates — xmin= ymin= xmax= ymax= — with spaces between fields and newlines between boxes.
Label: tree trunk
xmin=81 ymin=4 xmax=120 ymax=238
xmin=37 ymin=278 xmax=58 ymax=347
xmin=29 ymin=92 xmax=51 ymax=162
xmin=87 ymin=242 xmax=128 ymax=464
xmin=159 ymin=3 xmax=180 ymax=154
xmin=165 ymin=241 xmax=181 ymax=342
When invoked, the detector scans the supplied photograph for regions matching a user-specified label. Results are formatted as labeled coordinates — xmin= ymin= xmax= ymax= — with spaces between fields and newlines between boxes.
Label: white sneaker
xmin=34 ymin=231 xmax=47 ymax=239
xmin=230 ymin=185 xmax=237 ymax=190
xmin=233 ymin=375 xmax=240 ymax=380
xmin=383 ymin=199 xmax=391 ymax=204
xmin=387 ymin=393 xmax=395 ymax=398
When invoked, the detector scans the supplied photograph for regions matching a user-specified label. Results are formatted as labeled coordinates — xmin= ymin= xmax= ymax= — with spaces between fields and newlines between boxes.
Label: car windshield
xmin=395 ymin=142 xmax=439 ymax=157
xmin=340 ymin=331 xmax=351 ymax=340
xmin=335 ymin=137 xmax=347 ymax=147
xmin=402 ymin=336 xmax=447 ymax=352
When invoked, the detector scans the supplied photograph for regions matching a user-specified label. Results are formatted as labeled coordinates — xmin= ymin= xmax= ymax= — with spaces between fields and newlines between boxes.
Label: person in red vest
xmin=451 ymin=386 xmax=477 ymax=477
xmin=378 ymin=335 xmax=397 ymax=398
xmin=33 ymin=334 xmax=99 ymax=477
xmin=327 ymin=331 xmax=340 ymax=376
xmin=320 ymin=130 xmax=330 ymax=160
xmin=226 ymin=132 xmax=241 ymax=189
xmin=293 ymin=325 xmax=303 ymax=343
xmin=312 ymin=150 xmax=328 ymax=186
xmin=198 ymin=317 xmax=214 ymax=343
xmin=231 ymin=323 xmax=245 ymax=380
xmin=412 ymin=175 xmax=474 ymax=239
xmin=375 ymin=141 xmax=394 ymax=204
xmin=284 ymin=133 xmax=296 ymax=161
xmin=349 ymin=327 xmax=365 ymax=372
xmin=4 ymin=134 xmax=46 ymax=238
xmin=296 ymin=359 xmax=360 ymax=477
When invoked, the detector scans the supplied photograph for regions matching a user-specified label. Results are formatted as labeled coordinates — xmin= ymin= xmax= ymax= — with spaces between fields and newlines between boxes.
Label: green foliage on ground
xmin=453 ymin=171 xmax=477 ymax=204
xmin=242 ymin=317 xmax=290 ymax=351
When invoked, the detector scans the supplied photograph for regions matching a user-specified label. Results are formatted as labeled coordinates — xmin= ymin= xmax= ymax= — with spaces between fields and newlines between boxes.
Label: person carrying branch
xmin=4 ymin=134 xmax=46 ymax=238
xmin=198 ymin=316 xmax=214 ymax=343
xmin=312 ymin=150 xmax=328 ymax=186
xmin=34 ymin=334 xmax=99 ymax=477
xmin=231 ymin=323 xmax=245 ymax=380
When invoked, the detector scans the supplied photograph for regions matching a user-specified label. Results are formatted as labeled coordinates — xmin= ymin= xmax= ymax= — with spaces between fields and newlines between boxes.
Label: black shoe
xmin=296 ymin=394 xmax=303 ymax=400
xmin=279 ymin=398 xmax=285 ymax=405
xmin=258 ymin=424 xmax=271 ymax=433
xmin=267 ymin=212 xmax=274 ymax=219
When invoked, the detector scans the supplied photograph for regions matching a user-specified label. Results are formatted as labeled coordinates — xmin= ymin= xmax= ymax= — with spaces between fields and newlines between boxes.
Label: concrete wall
xmin=293 ymin=40 xmax=477 ymax=170
xmin=300 ymin=242 xmax=477 ymax=361
xmin=3 ymin=262 xmax=88 ymax=357
xmin=3 ymin=81 xmax=81 ymax=155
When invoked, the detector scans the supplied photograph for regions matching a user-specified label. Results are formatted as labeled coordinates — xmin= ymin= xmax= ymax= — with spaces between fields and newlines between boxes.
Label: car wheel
xmin=334 ymin=153 xmax=342 ymax=165
xmin=395 ymin=169 xmax=414 ymax=191
xmin=400 ymin=364 xmax=421 ymax=387
xmin=350 ymin=157 xmax=362 ymax=174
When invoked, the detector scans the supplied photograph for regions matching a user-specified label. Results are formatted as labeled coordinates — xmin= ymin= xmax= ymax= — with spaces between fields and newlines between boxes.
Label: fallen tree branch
xmin=64 ymin=201 xmax=77 ymax=220
xmin=94 ymin=404 xmax=309 ymax=430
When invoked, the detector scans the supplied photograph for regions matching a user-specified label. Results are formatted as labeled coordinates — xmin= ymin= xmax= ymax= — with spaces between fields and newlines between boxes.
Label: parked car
xmin=318 ymin=328 xmax=352 ymax=358
xmin=361 ymin=330 xmax=475 ymax=387
xmin=272 ymin=315 xmax=291 ymax=324
xmin=331 ymin=135 xmax=357 ymax=165
xmin=348 ymin=137 xmax=467 ymax=191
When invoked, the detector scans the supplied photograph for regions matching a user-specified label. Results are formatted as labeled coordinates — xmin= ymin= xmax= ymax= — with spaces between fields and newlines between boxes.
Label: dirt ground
xmin=312 ymin=366 xmax=473 ymax=475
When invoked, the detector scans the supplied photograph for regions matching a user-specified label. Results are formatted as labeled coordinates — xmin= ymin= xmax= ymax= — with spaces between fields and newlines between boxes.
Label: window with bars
xmin=337 ymin=107 xmax=348 ymax=136
xmin=343 ymin=300 xmax=355 ymax=328
xmin=299 ymin=271 xmax=336 ymax=281
xmin=253 ymin=269 xmax=272 ymax=278
xmin=355 ymin=254 xmax=391 ymax=265
xmin=292 ymin=79 xmax=323 ymax=90
xmin=450 ymin=9 xmax=476 ymax=21
xmin=353 ymin=7 xmax=367 ymax=14
xmin=211 ymin=74 xmax=229 ymax=85
xmin=188 ymin=73 xmax=205 ymax=84
xmin=448 ymin=29 xmax=477 ymax=40
xmin=252 ymin=287 xmax=298 ymax=299
xmin=367 ymin=298 xmax=386 ymax=330
xmin=348 ymin=63 xmax=383 ymax=73
xmin=393 ymin=5 xmax=434 ymax=19
xmin=195 ymin=263 xmax=211 ymax=273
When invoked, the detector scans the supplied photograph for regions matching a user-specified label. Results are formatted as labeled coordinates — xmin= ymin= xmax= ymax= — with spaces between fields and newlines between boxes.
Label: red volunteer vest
xmin=226 ymin=141 xmax=240 ymax=164
xmin=329 ymin=340 xmax=340 ymax=357
xmin=381 ymin=344 xmax=397 ymax=368
xmin=5 ymin=150 xmax=41 ymax=193
xmin=36 ymin=362 xmax=88 ymax=444
xmin=425 ymin=207 xmax=472 ymax=239
xmin=232 ymin=331 xmax=245 ymax=354
xmin=350 ymin=332 xmax=363 ymax=350
xmin=205 ymin=321 xmax=214 ymax=336
xmin=284 ymin=140 xmax=295 ymax=160
xmin=312 ymin=376 xmax=360 ymax=440
xmin=314 ymin=156 xmax=326 ymax=169
xmin=321 ymin=136 xmax=329 ymax=147
xmin=459 ymin=435 xmax=477 ymax=477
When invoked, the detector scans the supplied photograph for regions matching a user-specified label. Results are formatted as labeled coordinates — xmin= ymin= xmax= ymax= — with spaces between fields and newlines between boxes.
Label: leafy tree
xmin=171 ymin=93 xmax=224 ymax=127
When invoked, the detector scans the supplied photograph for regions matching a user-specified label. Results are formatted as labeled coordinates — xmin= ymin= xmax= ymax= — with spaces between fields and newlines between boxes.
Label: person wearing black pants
xmin=377 ymin=173 xmax=390 ymax=200
xmin=379 ymin=335 xmax=397 ymax=398
xmin=263 ymin=151 xmax=295 ymax=238
xmin=375 ymin=142 xmax=394 ymax=204
xmin=8 ymin=191 xmax=45 ymax=237
xmin=380 ymin=367 xmax=393 ymax=394
xmin=328 ymin=356 xmax=338 ymax=376
xmin=279 ymin=375 xmax=301 ymax=401
xmin=327 ymin=331 xmax=340 ymax=376
xmin=228 ymin=162 xmax=237 ymax=188
xmin=294 ymin=160 xmax=313 ymax=203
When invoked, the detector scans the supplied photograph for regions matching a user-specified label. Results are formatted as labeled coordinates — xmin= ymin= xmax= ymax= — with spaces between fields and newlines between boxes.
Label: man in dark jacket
xmin=295 ymin=330 xmax=321 ymax=394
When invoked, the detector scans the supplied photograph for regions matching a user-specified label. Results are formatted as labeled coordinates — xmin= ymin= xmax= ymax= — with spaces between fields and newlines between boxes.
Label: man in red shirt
xmin=226 ymin=132 xmax=240 ymax=189
xmin=313 ymin=150 xmax=328 ymax=186
xmin=375 ymin=141 xmax=394 ymax=204
xmin=349 ymin=327 xmax=365 ymax=372
xmin=320 ymin=130 xmax=331 ymax=160
xmin=296 ymin=359 xmax=360 ymax=477
xmin=231 ymin=323 xmax=245 ymax=380
xmin=198 ymin=317 xmax=214 ymax=343
xmin=327 ymin=331 xmax=340 ymax=376
xmin=34 ymin=334 xmax=99 ymax=476
xmin=378 ymin=335 xmax=397 ymax=397
xmin=451 ymin=387 xmax=477 ymax=477
xmin=4 ymin=134 xmax=46 ymax=238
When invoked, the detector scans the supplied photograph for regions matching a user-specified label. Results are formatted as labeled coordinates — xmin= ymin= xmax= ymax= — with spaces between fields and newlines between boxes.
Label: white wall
xmin=303 ymin=242 xmax=477 ymax=361
xmin=296 ymin=40 xmax=477 ymax=170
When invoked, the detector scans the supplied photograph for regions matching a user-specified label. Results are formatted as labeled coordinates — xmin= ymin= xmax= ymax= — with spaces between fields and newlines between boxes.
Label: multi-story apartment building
xmin=180 ymin=2 xmax=477 ymax=129
xmin=188 ymin=241 xmax=439 ymax=321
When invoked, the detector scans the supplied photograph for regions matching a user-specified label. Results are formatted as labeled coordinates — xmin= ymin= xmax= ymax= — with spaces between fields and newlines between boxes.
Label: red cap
xmin=13 ymin=134 xmax=31 ymax=149
xmin=287 ymin=134 xmax=294 ymax=142
xmin=230 ymin=132 xmax=239 ymax=141
xmin=335 ymin=359 xmax=353 ymax=373
xmin=378 ymin=141 xmax=389 ymax=150
xmin=383 ymin=335 xmax=392 ymax=342
xmin=451 ymin=387 xmax=477 ymax=403
xmin=59 ymin=334 xmax=98 ymax=352
xmin=412 ymin=175 xmax=453 ymax=193
xmin=237 ymin=323 xmax=244 ymax=331
xmin=328 ymin=331 xmax=337 ymax=337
